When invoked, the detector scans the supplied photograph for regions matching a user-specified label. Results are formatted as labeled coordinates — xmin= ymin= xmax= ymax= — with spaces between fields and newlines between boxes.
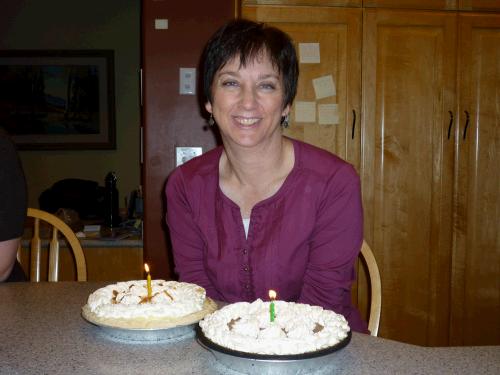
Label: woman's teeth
xmin=237 ymin=118 xmax=259 ymax=125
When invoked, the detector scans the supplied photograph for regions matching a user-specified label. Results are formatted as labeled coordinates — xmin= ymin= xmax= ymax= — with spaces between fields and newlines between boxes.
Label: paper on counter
xmin=312 ymin=75 xmax=336 ymax=99
xmin=294 ymin=101 xmax=316 ymax=123
xmin=318 ymin=103 xmax=340 ymax=125
xmin=299 ymin=43 xmax=320 ymax=64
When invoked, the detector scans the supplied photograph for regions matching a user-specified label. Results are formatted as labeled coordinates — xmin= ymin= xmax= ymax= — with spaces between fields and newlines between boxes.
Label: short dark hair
xmin=202 ymin=19 xmax=299 ymax=109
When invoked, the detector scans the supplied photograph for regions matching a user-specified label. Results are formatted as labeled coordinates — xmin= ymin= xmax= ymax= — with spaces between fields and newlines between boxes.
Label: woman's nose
xmin=240 ymin=86 xmax=257 ymax=108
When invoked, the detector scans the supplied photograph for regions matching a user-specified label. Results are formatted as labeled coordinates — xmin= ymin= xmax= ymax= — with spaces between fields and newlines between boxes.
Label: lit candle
xmin=269 ymin=289 xmax=277 ymax=322
xmin=144 ymin=263 xmax=152 ymax=299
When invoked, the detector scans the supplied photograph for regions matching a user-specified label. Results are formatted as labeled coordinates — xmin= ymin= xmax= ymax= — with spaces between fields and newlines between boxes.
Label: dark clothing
xmin=0 ymin=132 xmax=27 ymax=282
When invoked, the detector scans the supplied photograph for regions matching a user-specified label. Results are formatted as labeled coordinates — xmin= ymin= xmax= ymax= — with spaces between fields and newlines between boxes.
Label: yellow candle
xmin=269 ymin=290 xmax=277 ymax=322
xmin=144 ymin=263 xmax=152 ymax=298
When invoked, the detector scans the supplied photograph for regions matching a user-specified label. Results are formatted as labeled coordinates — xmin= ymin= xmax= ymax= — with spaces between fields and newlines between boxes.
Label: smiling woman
xmin=165 ymin=19 xmax=368 ymax=333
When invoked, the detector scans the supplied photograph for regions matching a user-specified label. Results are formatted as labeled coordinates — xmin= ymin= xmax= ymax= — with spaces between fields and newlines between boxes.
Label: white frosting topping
xmin=87 ymin=280 xmax=206 ymax=319
xmin=199 ymin=299 xmax=350 ymax=355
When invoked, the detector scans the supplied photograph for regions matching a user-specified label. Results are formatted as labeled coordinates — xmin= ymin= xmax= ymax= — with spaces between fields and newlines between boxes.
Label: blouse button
xmin=243 ymin=266 xmax=249 ymax=272
xmin=245 ymin=284 xmax=250 ymax=290
xmin=242 ymin=249 xmax=248 ymax=255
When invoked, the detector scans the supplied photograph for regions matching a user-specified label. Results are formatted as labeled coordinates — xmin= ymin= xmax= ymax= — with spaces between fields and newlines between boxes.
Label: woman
xmin=166 ymin=19 xmax=367 ymax=332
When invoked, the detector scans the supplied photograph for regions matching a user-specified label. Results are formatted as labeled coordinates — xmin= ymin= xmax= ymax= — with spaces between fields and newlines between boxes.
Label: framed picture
xmin=0 ymin=50 xmax=115 ymax=150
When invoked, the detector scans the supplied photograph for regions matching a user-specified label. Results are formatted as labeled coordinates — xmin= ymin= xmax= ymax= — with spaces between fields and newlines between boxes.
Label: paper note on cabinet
xmin=299 ymin=43 xmax=320 ymax=64
xmin=294 ymin=101 xmax=316 ymax=123
xmin=318 ymin=104 xmax=339 ymax=125
xmin=313 ymin=75 xmax=336 ymax=99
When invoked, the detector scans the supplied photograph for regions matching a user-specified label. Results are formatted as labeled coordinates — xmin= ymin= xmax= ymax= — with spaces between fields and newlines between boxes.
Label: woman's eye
xmin=259 ymin=82 xmax=276 ymax=90
xmin=222 ymin=80 xmax=238 ymax=87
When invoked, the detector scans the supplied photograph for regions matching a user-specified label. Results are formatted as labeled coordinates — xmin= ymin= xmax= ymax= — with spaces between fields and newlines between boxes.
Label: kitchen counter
xmin=0 ymin=282 xmax=498 ymax=375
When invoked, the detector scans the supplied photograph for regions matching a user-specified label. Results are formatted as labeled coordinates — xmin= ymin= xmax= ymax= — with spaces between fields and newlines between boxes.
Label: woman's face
xmin=205 ymin=52 xmax=289 ymax=149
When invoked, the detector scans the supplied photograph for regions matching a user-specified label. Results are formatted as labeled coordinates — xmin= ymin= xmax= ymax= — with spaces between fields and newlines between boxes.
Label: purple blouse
xmin=165 ymin=139 xmax=368 ymax=333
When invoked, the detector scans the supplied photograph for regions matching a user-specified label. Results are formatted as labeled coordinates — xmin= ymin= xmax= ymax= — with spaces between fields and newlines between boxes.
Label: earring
xmin=208 ymin=114 xmax=215 ymax=126
xmin=281 ymin=114 xmax=289 ymax=128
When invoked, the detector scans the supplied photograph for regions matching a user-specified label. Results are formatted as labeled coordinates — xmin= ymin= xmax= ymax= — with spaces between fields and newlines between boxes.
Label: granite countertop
xmin=0 ymin=282 xmax=498 ymax=375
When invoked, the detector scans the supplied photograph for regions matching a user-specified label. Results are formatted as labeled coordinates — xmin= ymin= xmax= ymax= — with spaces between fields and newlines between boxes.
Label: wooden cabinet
xmin=242 ymin=5 xmax=362 ymax=169
xmin=242 ymin=0 xmax=361 ymax=7
xmin=459 ymin=0 xmax=500 ymax=10
xmin=362 ymin=9 xmax=457 ymax=346
xmin=363 ymin=0 xmax=458 ymax=10
xmin=242 ymin=2 xmax=499 ymax=346
xmin=450 ymin=13 xmax=500 ymax=346
xmin=363 ymin=0 xmax=500 ymax=11
xmin=363 ymin=8 xmax=499 ymax=347
xmin=19 ymin=239 xmax=143 ymax=281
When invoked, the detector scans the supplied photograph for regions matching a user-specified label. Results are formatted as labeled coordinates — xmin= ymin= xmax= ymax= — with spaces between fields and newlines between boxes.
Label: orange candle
xmin=144 ymin=263 xmax=152 ymax=298
xmin=269 ymin=290 xmax=277 ymax=322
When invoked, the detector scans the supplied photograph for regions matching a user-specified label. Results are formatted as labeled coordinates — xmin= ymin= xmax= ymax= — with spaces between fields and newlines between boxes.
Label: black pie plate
xmin=196 ymin=326 xmax=351 ymax=374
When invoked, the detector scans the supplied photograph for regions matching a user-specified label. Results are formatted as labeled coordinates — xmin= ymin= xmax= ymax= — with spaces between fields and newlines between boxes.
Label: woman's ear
xmin=282 ymin=104 xmax=290 ymax=118
xmin=205 ymin=101 xmax=213 ymax=114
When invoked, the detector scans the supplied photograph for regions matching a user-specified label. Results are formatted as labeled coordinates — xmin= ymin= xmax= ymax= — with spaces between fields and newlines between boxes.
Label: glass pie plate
xmin=81 ymin=298 xmax=217 ymax=344
xmin=196 ymin=325 xmax=351 ymax=375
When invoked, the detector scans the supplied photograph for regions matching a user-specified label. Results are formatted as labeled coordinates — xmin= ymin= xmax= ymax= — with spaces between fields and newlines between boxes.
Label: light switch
xmin=179 ymin=68 xmax=196 ymax=95
xmin=155 ymin=19 xmax=168 ymax=30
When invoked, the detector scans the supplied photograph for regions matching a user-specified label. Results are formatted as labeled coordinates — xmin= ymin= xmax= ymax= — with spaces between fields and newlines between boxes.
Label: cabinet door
xmin=363 ymin=0 xmax=458 ymax=10
xmin=362 ymin=9 xmax=456 ymax=345
xmin=242 ymin=6 xmax=362 ymax=168
xmin=242 ymin=0 xmax=361 ymax=7
xmin=459 ymin=0 xmax=500 ymax=11
xmin=451 ymin=13 xmax=500 ymax=346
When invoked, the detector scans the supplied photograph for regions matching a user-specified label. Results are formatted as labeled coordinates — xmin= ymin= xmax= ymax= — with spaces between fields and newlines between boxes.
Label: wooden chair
xmin=18 ymin=208 xmax=87 ymax=281
xmin=359 ymin=240 xmax=382 ymax=336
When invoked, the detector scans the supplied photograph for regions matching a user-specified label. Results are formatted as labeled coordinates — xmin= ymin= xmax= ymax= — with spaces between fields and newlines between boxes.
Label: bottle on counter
xmin=104 ymin=171 xmax=120 ymax=229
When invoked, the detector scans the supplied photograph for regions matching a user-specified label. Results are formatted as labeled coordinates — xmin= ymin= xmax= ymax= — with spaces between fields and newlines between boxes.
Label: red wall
xmin=142 ymin=0 xmax=236 ymax=279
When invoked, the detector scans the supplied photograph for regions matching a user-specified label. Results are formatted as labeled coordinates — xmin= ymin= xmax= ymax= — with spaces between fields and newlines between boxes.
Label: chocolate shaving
xmin=139 ymin=296 xmax=152 ymax=304
xmin=163 ymin=290 xmax=174 ymax=300
xmin=313 ymin=323 xmax=324 ymax=333
xmin=112 ymin=290 xmax=118 ymax=304
xmin=227 ymin=317 xmax=241 ymax=330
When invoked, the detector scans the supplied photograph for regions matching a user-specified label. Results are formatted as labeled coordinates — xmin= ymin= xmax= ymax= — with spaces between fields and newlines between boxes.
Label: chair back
xmin=19 ymin=208 xmax=87 ymax=281
xmin=359 ymin=240 xmax=382 ymax=336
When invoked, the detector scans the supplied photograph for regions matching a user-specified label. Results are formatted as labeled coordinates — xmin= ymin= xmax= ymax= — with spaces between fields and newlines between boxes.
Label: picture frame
xmin=0 ymin=50 xmax=116 ymax=150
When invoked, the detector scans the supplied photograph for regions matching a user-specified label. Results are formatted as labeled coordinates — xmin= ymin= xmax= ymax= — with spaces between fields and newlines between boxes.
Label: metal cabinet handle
xmin=351 ymin=109 xmax=356 ymax=140
xmin=447 ymin=111 xmax=454 ymax=140
xmin=463 ymin=110 xmax=470 ymax=140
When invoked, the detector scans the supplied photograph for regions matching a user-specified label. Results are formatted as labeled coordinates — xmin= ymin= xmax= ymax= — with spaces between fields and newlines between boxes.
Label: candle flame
xmin=144 ymin=263 xmax=150 ymax=273
xmin=268 ymin=289 xmax=277 ymax=300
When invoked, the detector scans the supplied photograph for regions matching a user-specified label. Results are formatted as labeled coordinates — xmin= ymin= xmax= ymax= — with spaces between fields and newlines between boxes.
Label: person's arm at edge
xmin=0 ymin=238 xmax=20 ymax=281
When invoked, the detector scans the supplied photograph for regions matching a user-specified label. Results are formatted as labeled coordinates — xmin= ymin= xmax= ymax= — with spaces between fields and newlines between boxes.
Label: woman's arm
xmin=297 ymin=164 xmax=368 ymax=333
xmin=165 ymin=170 xmax=217 ymax=295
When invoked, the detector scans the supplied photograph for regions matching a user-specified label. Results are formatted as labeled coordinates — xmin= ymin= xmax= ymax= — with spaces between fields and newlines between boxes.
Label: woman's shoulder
xmin=292 ymin=139 xmax=358 ymax=181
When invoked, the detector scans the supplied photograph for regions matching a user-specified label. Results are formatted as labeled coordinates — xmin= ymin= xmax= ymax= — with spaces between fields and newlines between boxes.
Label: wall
xmin=0 ymin=0 xmax=140 ymax=210
xmin=142 ymin=0 xmax=236 ymax=278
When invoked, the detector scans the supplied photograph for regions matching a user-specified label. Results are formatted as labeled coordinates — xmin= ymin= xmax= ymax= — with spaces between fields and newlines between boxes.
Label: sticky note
xmin=299 ymin=43 xmax=320 ymax=64
xmin=294 ymin=101 xmax=316 ymax=123
xmin=318 ymin=104 xmax=340 ymax=125
xmin=312 ymin=75 xmax=336 ymax=99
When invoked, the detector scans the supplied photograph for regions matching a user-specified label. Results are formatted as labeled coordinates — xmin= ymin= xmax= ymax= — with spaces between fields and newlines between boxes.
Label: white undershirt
xmin=242 ymin=218 xmax=250 ymax=238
